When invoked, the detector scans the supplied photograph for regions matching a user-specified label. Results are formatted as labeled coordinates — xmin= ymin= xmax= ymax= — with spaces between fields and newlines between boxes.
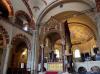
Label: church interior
xmin=0 ymin=0 xmax=100 ymax=74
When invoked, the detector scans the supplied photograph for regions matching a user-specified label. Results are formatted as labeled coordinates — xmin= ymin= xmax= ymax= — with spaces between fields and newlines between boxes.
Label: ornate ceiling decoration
xmin=54 ymin=22 xmax=94 ymax=47
xmin=42 ymin=0 xmax=48 ymax=5
xmin=69 ymin=22 xmax=94 ymax=44
xmin=0 ymin=25 xmax=9 ymax=45
xmin=11 ymin=34 xmax=31 ymax=50
xmin=22 ymin=0 xmax=33 ymax=17
xmin=15 ymin=10 xmax=35 ymax=29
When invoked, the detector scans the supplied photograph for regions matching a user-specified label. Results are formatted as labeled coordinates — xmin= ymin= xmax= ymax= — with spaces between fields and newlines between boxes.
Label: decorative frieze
xmin=0 ymin=25 xmax=9 ymax=45
xmin=11 ymin=34 xmax=31 ymax=50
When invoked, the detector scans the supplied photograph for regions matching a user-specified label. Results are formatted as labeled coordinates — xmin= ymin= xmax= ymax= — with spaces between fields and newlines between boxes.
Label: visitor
xmin=54 ymin=53 xmax=57 ymax=62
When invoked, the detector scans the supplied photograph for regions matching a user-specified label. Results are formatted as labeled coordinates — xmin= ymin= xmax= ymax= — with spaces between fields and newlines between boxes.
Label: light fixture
xmin=74 ymin=48 xmax=81 ymax=58
xmin=22 ymin=48 xmax=27 ymax=56
xmin=55 ymin=49 xmax=60 ymax=58
xmin=23 ymin=25 xmax=28 ymax=31
xmin=23 ymin=20 xmax=29 ymax=31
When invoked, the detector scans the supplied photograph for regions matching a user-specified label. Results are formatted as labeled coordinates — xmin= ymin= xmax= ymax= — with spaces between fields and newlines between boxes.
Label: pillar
xmin=95 ymin=0 xmax=100 ymax=49
xmin=40 ymin=44 xmax=44 ymax=72
xmin=62 ymin=39 xmax=66 ymax=72
xmin=1 ymin=25 xmax=13 ymax=74
xmin=27 ymin=49 xmax=32 ymax=71
xmin=95 ymin=13 xmax=100 ymax=49
xmin=30 ymin=30 xmax=38 ymax=74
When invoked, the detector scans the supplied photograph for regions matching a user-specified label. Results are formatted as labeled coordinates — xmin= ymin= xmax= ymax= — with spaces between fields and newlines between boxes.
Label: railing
xmin=46 ymin=58 xmax=63 ymax=62
xmin=38 ymin=59 xmax=63 ymax=72
xmin=47 ymin=62 xmax=63 ymax=71
xmin=7 ymin=68 xmax=31 ymax=74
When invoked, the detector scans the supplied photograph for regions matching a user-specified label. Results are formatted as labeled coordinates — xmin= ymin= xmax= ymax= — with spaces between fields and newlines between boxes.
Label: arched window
xmin=54 ymin=49 xmax=60 ymax=58
xmin=74 ymin=48 xmax=81 ymax=58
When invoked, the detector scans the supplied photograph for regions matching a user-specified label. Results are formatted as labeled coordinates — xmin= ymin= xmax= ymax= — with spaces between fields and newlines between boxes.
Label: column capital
xmin=8 ymin=16 xmax=16 ymax=23
xmin=40 ymin=44 xmax=44 ymax=48
xmin=61 ymin=39 xmax=65 ymax=45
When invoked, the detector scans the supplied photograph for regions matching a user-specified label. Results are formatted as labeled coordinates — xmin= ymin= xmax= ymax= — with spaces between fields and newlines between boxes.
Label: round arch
xmin=11 ymin=34 xmax=31 ymax=50
xmin=42 ymin=30 xmax=63 ymax=45
xmin=15 ymin=10 xmax=35 ymax=29
xmin=1 ymin=0 xmax=14 ymax=16
xmin=36 ymin=0 xmax=95 ymax=27
xmin=9 ymin=34 xmax=31 ymax=69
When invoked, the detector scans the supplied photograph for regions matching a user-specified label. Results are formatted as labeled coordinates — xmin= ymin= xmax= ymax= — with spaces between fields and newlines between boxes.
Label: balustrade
xmin=7 ymin=68 xmax=31 ymax=74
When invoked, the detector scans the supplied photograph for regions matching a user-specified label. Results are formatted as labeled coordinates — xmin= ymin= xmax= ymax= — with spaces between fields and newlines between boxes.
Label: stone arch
xmin=39 ymin=17 xmax=65 ymax=45
xmin=36 ymin=0 xmax=95 ymax=27
xmin=15 ymin=10 xmax=35 ymax=29
xmin=10 ymin=34 xmax=31 ymax=69
xmin=0 ymin=25 xmax=9 ymax=46
xmin=43 ymin=30 xmax=63 ymax=45
xmin=0 ymin=0 xmax=14 ymax=16
xmin=11 ymin=34 xmax=31 ymax=50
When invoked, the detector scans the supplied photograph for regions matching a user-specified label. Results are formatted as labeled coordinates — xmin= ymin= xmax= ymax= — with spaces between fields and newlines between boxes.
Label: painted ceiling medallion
xmin=22 ymin=0 xmax=33 ymax=17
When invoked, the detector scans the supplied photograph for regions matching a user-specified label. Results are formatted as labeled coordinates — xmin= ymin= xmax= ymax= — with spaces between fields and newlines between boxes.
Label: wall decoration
xmin=0 ymin=25 xmax=9 ymax=45
xmin=42 ymin=0 xmax=47 ymax=5
xmin=11 ymin=34 xmax=31 ymax=50
xmin=22 ymin=0 xmax=33 ymax=17
xmin=33 ymin=6 xmax=40 ymax=11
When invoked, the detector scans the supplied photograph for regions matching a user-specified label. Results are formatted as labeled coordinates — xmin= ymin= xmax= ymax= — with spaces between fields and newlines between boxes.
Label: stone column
xmin=62 ymin=39 xmax=66 ymax=72
xmin=2 ymin=25 xmax=13 ymax=74
xmin=27 ymin=49 xmax=32 ymax=71
xmin=30 ymin=30 xmax=37 ymax=74
xmin=95 ymin=13 xmax=100 ymax=49
xmin=40 ymin=44 xmax=44 ymax=72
